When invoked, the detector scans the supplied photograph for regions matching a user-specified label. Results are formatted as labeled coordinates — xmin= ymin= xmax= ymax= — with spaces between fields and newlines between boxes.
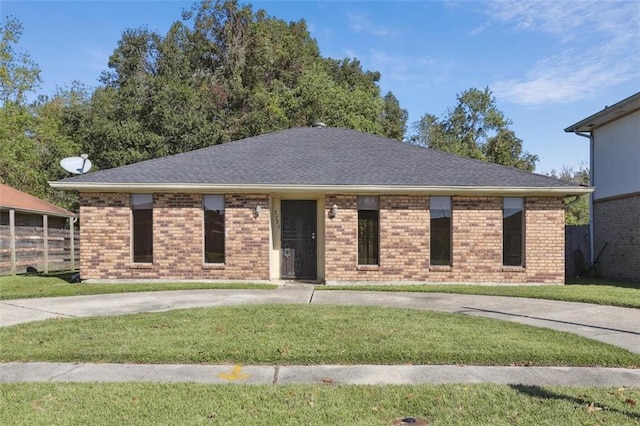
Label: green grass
xmin=1 ymin=305 xmax=638 ymax=367
xmin=0 ymin=273 xmax=276 ymax=300
xmin=1 ymin=383 xmax=638 ymax=425
xmin=320 ymin=278 xmax=640 ymax=309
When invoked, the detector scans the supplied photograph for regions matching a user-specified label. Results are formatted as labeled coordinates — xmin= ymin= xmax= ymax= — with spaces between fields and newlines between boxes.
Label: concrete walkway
xmin=2 ymin=362 xmax=639 ymax=387
xmin=1 ymin=286 xmax=639 ymax=386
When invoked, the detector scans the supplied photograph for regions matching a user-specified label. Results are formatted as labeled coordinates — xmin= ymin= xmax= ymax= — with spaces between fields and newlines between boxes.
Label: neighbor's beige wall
xmin=79 ymin=192 xmax=270 ymax=280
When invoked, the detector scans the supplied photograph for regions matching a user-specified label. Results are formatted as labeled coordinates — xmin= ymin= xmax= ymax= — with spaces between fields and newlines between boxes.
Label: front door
xmin=281 ymin=200 xmax=317 ymax=279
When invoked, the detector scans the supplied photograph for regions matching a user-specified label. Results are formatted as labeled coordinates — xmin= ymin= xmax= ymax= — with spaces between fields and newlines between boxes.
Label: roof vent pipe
xmin=312 ymin=121 xmax=327 ymax=128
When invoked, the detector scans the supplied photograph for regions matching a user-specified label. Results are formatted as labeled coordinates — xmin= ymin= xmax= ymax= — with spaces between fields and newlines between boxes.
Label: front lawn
xmin=1 ymin=305 xmax=638 ymax=367
xmin=1 ymin=383 xmax=638 ymax=425
xmin=320 ymin=279 xmax=640 ymax=309
xmin=0 ymin=273 xmax=276 ymax=300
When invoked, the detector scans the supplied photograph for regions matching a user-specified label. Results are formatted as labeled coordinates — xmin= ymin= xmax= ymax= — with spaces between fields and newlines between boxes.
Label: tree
xmin=549 ymin=165 xmax=590 ymax=225
xmin=410 ymin=87 xmax=538 ymax=171
xmin=65 ymin=0 xmax=407 ymax=171
xmin=381 ymin=92 xmax=408 ymax=140
xmin=0 ymin=17 xmax=80 ymax=209
xmin=0 ymin=16 xmax=41 ymax=105
xmin=0 ymin=17 xmax=41 ymax=192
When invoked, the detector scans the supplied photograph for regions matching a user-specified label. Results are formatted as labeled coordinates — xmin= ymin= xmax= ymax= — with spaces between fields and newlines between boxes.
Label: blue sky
xmin=3 ymin=0 xmax=639 ymax=174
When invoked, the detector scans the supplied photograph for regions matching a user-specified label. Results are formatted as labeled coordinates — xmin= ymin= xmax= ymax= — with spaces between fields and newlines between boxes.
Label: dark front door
xmin=281 ymin=200 xmax=317 ymax=279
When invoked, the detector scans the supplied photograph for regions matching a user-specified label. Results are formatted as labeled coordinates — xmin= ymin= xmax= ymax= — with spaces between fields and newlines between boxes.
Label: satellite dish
xmin=60 ymin=154 xmax=92 ymax=175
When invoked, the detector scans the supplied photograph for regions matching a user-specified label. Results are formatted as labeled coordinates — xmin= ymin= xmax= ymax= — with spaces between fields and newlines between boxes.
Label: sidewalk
xmin=2 ymin=362 xmax=639 ymax=387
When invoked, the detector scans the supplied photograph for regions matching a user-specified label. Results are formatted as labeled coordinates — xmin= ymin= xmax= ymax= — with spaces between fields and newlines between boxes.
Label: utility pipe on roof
xmin=573 ymin=130 xmax=595 ymax=267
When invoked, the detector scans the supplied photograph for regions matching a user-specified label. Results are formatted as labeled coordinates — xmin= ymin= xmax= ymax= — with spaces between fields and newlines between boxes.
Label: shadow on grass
xmin=20 ymin=270 xmax=79 ymax=283
xmin=510 ymin=384 xmax=640 ymax=421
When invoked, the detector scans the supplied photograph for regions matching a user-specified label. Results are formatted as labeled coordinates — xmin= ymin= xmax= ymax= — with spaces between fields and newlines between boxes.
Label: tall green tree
xmin=0 ymin=16 xmax=41 ymax=192
xmin=381 ymin=91 xmax=408 ymax=140
xmin=63 ymin=0 xmax=407 ymax=171
xmin=0 ymin=16 xmax=41 ymax=105
xmin=410 ymin=87 xmax=538 ymax=171
xmin=549 ymin=166 xmax=590 ymax=225
xmin=0 ymin=17 xmax=79 ymax=210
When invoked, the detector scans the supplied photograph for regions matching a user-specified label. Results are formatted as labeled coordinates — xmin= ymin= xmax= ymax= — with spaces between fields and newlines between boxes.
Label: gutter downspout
xmin=573 ymin=130 xmax=595 ymax=266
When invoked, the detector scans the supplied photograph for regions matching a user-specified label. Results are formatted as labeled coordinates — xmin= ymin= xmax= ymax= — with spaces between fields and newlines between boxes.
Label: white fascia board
xmin=49 ymin=181 xmax=594 ymax=196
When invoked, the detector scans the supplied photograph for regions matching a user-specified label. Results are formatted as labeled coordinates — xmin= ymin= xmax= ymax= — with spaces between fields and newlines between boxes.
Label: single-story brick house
xmin=51 ymin=126 xmax=592 ymax=284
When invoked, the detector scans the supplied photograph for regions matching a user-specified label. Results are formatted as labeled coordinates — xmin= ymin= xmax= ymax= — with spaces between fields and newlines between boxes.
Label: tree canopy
xmin=64 ymin=0 xmax=408 ymax=171
xmin=3 ymin=2 xmax=548 ymax=213
xmin=410 ymin=87 xmax=538 ymax=172
xmin=0 ymin=17 xmax=79 ymax=209
xmin=549 ymin=166 xmax=590 ymax=225
xmin=1 ymin=1 xmax=410 ymax=211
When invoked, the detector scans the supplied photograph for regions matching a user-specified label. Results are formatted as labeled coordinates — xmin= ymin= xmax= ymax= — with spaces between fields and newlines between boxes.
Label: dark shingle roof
xmin=54 ymin=127 xmax=580 ymax=190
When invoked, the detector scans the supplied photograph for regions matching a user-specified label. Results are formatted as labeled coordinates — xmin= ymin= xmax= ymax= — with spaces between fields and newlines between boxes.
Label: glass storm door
xmin=281 ymin=200 xmax=317 ymax=279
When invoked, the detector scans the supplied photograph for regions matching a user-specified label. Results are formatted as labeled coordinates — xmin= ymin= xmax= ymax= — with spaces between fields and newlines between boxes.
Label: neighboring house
xmin=0 ymin=183 xmax=74 ymax=228
xmin=0 ymin=183 xmax=77 ymax=274
xmin=51 ymin=126 xmax=591 ymax=284
xmin=565 ymin=92 xmax=640 ymax=282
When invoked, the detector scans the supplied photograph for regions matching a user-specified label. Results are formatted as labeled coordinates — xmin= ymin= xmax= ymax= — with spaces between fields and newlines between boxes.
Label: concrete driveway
xmin=1 ymin=285 xmax=638 ymax=354
xmin=1 ymin=286 xmax=639 ymax=387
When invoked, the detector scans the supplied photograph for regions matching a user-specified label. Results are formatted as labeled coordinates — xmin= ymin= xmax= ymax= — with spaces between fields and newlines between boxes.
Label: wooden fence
xmin=565 ymin=225 xmax=590 ymax=278
xmin=0 ymin=223 xmax=79 ymax=275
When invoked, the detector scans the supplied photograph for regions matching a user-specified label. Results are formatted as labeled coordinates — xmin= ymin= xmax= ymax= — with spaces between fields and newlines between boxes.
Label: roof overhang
xmin=564 ymin=92 xmax=640 ymax=133
xmin=49 ymin=181 xmax=594 ymax=197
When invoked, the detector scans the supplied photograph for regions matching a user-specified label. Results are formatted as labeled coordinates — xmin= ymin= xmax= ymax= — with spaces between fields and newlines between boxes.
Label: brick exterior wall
xmin=593 ymin=194 xmax=640 ymax=282
xmin=79 ymin=193 xmax=270 ymax=280
xmin=80 ymin=192 xmax=565 ymax=283
xmin=324 ymin=195 xmax=565 ymax=284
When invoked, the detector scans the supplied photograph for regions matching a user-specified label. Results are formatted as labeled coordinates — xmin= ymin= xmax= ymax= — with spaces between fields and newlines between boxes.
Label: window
xmin=358 ymin=196 xmax=379 ymax=265
xmin=503 ymin=197 xmax=524 ymax=266
xmin=132 ymin=194 xmax=153 ymax=263
xmin=204 ymin=195 xmax=225 ymax=264
xmin=430 ymin=196 xmax=451 ymax=266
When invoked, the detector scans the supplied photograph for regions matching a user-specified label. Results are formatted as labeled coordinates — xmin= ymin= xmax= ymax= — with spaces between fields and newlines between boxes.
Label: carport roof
xmin=0 ymin=183 xmax=75 ymax=217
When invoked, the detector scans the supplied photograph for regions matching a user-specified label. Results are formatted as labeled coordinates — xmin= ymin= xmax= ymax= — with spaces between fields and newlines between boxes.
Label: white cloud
xmin=365 ymin=48 xmax=452 ymax=87
xmin=494 ymin=55 xmax=635 ymax=105
xmin=486 ymin=1 xmax=640 ymax=105
xmin=468 ymin=22 xmax=490 ymax=36
xmin=347 ymin=12 xmax=396 ymax=37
